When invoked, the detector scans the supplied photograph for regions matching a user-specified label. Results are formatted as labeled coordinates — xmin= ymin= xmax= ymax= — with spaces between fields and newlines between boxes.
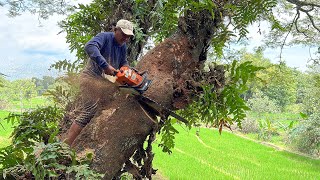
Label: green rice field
xmin=152 ymin=126 xmax=320 ymax=179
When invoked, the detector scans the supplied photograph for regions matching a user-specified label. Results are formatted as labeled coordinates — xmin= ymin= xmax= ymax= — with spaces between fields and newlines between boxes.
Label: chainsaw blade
xmin=137 ymin=95 xmax=189 ymax=125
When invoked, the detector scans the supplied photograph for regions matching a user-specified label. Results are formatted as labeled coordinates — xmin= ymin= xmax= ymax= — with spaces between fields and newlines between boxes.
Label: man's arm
xmin=84 ymin=33 xmax=109 ymax=70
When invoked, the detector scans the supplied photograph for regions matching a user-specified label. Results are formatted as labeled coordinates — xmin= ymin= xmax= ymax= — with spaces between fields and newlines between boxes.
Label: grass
xmin=153 ymin=126 xmax=320 ymax=180
xmin=9 ymin=96 xmax=53 ymax=111
xmin=247 ymin=112 xmax=302 ymax=122
xmin=0 ymin=96 xmax=52 ymax=148
xmin=243 ymin=112 xmax=302 ymax=148
xmin=0 ymin=110 xmax=13 ymax=148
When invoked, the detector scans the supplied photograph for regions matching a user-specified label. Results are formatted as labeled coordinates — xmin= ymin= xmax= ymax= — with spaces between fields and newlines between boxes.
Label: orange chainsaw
xmin=115 ymin=66 xmax=152 ymax=94
xmin=115 ymin=66 xmax=188 ymax=124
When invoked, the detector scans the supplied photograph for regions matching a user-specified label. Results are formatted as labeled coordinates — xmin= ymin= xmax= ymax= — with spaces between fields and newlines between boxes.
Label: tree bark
xmin=69 ymin=9 xmax=222 ymax=179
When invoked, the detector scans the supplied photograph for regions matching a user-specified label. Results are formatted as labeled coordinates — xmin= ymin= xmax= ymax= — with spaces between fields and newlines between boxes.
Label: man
xmin=65 ymin=19 xmax=134 ymax=146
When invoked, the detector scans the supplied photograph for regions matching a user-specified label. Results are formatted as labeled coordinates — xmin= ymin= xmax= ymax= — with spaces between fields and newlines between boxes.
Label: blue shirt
xmin=84 ymin=32 xmax=128 ymax=76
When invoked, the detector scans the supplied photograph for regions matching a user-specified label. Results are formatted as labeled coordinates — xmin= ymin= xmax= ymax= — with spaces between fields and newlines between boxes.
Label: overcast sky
xmin=0 ymin=5 xmax=315 ymax=80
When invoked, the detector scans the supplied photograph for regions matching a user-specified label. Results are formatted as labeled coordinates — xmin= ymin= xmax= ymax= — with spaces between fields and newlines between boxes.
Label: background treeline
xmin=0 ymin=76 xmax=55 ymax=110
xmin=224 ymin=49 xmax=319 ymax=157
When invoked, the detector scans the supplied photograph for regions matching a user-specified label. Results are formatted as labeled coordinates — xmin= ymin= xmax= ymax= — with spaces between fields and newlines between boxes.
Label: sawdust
xmin=77 ymin=148 xmax=96 ymax=160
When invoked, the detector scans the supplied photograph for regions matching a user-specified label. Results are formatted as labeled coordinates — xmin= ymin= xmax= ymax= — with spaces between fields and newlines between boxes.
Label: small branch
xmin=279 ymin=12 xmax=298 ymax=61
xmin=294 ymin=9 xmax=311 ymax=39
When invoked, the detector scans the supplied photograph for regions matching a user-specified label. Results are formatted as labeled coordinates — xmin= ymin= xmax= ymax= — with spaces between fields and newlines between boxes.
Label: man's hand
xmin=104 ymin=65 xmax=118 ymax=75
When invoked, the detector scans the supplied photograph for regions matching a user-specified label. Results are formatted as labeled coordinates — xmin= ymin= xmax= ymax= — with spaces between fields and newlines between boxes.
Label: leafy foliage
xmin=58 ymin=1 xmax=118 ymax=64
xmin=2 ymin=79 xmax=38 ymax=102
xmin=158 ymin=61 xmax=264 ymax=152
xmin=258 ymin=118 xmax=279 ymax=141
xmin=247 ymin=90 xmax=280 ymax=113
xmin=1 ymin=141 xmax=103 ymax=179
xmin=288 ymin=113 xmax=320 ymax=157
xmin=44 ymin=74 xmax=80 ymax=108
xmin=0 ymin=73 xmax=6 ymax=87
xmin=238 ymin=117 xmax=259 ymax=134
xmin=32 ymin=76 xmax=56 ymax=95
xmin=265 ymin=0 xmax=320 ymax=49
xmin=0 ymin=106 xmax=103 ymax=179
xmin=228 ymin=0 xmax=278 ymax=39
xmin=158 ymin=119 xmax=179 ymax=154
xmin=5 ymin=106 xmax=63 ymax=145
xmin=300 ymin=66 xmax=320 ymax=115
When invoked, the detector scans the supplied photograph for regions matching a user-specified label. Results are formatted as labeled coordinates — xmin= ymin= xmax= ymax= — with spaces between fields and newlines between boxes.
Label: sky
xmin=0 ymin=6 xmax=74 ymax=80
xmin=0 ymin=4 xmax=316 ymax=81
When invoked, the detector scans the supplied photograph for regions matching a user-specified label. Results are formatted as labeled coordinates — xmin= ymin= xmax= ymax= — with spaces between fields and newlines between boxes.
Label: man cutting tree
xmin=65 ymin=19 xmax=134 ymax=146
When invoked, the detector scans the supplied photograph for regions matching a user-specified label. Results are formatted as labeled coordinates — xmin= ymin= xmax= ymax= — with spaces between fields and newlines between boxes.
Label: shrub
xmin=247 ymin=91 xmax=280 ymax=113
xmin=238 ymin=118 xmax=259 ymax=134
xmin=0 ymin=106 xmax=103 ymax=179
xmin=0 ymin=99 xmax=9 ymax=109
xmin=258 ymin=118 xmax=279 ymax=141
xmin=287 ymin=113 xmax=320 ymax=157
xmin=285 ymin=103 xmax=303 ymax=114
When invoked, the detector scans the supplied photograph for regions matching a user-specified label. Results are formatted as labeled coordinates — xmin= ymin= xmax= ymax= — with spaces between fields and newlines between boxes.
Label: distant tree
xmin=0 ymin=0 xmax=74 ymax=19
xmin=0 ymin=73 xmax=7 ymax=87
xmin=301 ymin=63 xmax=320 ymax=114
xmin=264 ymin=0 xmax=320 ymax=63
xmin=247 ymin=90 xmax=280 ymax=114
xmin=9 ymin=79 xmax=37 ymax=101
xmin=32 ymin=76 xmax=56 ymax=95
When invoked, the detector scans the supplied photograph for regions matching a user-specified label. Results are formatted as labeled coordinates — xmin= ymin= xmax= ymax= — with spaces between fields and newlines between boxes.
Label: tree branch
xmin=299 ymin=7 xmax=320 ymax=32
xmin=286 ymin=0 xmax=320 ymax=34
xmin=286 ymin=0 xmax=320 ymax=8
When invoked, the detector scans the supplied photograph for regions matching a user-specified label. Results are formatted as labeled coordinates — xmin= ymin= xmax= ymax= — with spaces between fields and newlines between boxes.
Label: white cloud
xmin=0 ymin=6 xmax=74 ymax=80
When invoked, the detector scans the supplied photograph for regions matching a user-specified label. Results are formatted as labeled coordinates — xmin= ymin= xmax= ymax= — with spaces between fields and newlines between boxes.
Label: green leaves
xmin=0 ymin=105 xmax=103 ymax=179
xmin=158 ymin=119 xmax=179 ymax=154
xmin=229 ymin=0 xmax=277 ymax=39
xmin=182 ymin=61 xmax=264 ymax=130
xmin=299 ymin=112 xmax=308 ymax=119
xmin=50 ymin=59 xmax=84 ymax=73
xmin=5 ymin=106 xmax=63 ymax=145
xmin=160 ymin=61 xmax=264 ymax=152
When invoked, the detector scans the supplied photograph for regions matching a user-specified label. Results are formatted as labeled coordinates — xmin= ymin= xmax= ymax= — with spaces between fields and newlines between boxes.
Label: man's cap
xmin=116 ymin=19 xmax=134 ymax=36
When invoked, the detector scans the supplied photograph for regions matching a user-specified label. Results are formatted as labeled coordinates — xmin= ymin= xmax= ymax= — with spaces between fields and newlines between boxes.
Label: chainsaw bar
xmin=136 ymin=95 xmax=189 ymax=125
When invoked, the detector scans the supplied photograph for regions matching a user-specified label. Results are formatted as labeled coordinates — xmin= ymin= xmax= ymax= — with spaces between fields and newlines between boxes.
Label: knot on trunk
xmin=173 ymin=64 xmax=225 ymax=109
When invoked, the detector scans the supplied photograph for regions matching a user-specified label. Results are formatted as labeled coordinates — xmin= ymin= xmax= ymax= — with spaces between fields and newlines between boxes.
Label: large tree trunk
xmin=69 ymin=9 xmax=222 ymax=179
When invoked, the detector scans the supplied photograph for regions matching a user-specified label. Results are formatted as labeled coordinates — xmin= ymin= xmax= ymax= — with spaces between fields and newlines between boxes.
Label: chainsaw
xmin=115 ymin=66 xmax=188 ymax=124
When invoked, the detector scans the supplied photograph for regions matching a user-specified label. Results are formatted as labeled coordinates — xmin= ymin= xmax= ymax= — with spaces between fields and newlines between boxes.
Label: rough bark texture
xmin=64 ymin=9 xmax=222 ymax=179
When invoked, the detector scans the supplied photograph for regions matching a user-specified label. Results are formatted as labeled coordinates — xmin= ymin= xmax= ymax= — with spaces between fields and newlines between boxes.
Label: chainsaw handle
xmin=113 ymin=70 xmax=120 ymax=76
